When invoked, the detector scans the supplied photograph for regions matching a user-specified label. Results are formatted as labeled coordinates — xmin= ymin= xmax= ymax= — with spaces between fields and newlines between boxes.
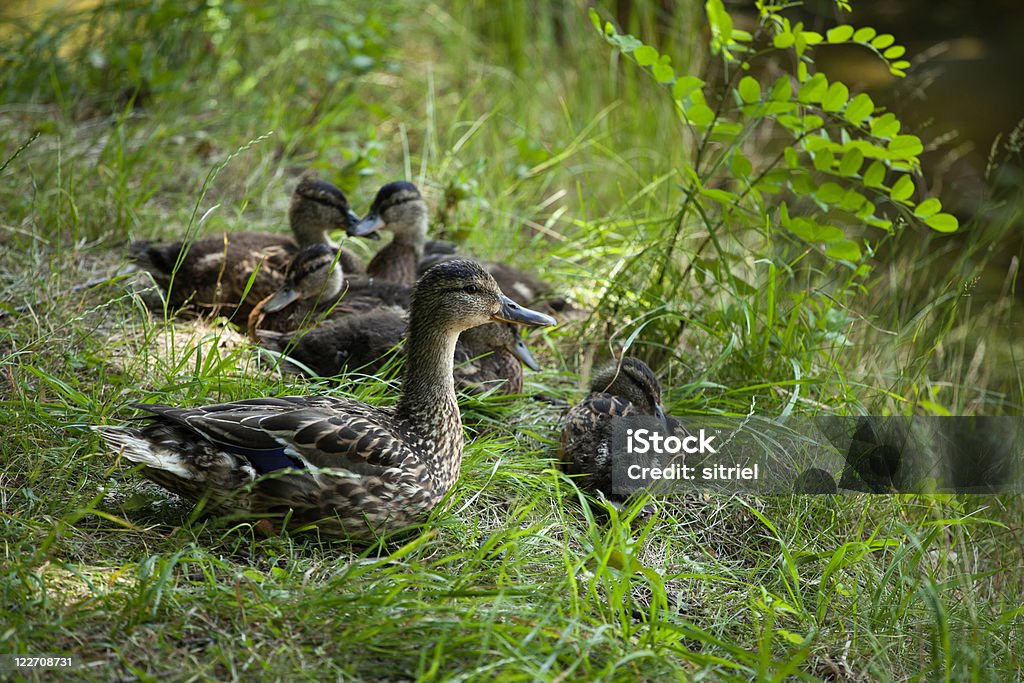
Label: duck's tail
xmin=93 ymin=425 xmax=257 ymax=502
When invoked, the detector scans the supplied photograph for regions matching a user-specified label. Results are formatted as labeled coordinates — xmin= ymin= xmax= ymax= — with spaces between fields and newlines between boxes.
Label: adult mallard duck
xmin=246 ymin=243 xmax=412 ymax=335
xmin=559 ymin=357 xmax=681 ymax=505
xmin=94 ymin=259 xmax=557 ymax=538
xmin=347 ymin=181 xmax=428 ymax=286
xmin=129 ymin=178 xmax=367 ymax=321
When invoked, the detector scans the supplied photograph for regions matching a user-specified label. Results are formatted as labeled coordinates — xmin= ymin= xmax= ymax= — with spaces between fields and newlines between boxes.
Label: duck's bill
xmin=263 ymin=287 xmax=301 ymax=313
xmin=492 ymin=295 xmax=557 ymax=328
xmin=655 ymin=403 xmax=668 ymax=429
xmin=348 ymin=213 xmax=384 ymax=240
xmin=512 ymin=334 xmax=541 ymax=371
xmin=343 ymin=207 xmax=363 ymax=229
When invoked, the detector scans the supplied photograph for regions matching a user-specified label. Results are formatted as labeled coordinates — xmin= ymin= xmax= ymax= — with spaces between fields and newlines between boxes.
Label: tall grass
xmin=1 ymin=0 xmax=1022 ymax=680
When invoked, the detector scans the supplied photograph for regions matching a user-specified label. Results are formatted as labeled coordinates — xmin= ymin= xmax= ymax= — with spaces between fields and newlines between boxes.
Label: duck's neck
xmin=396 ymin=316 xmax=464 ymax=484
xmin=292 ymin=223 xmax=333 ymax=248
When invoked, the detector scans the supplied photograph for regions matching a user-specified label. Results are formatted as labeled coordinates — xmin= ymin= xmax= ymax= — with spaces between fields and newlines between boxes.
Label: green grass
xmin=2 ymin=0 xmax=1023 ymax=680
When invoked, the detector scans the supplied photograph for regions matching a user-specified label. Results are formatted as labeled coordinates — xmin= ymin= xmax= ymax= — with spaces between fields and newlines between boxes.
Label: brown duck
xmin=129 ymin=178 xmax=367 ymax=321
xmin=348 ymin=181 xmax=428 ymax=286
xmin=94 ymin=259 xmax=557 ymax=539
xmin=559 ymin=357 xmax=683 ymax=505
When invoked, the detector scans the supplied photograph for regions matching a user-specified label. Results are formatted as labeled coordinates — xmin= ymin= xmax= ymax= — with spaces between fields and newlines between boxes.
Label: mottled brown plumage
xmin=349 ymin=181 xmax=428 ymax=286
xmin=246 ymin=243 xmax=414 ymax=335
xmin=94 ymin=259 xmax=556 ymax=539
xmin=129 ymin=178 xmax=364 ymax=321
xmin=559 ymin=357 xmax=675 ymax=500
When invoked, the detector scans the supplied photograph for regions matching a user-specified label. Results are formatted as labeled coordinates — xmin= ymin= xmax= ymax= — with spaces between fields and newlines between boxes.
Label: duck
xmin=261 ymin=312 xmax=539 ymax=395
xmin=453 ymin=322 xmax=539 ymax=395
xmin=246 ymin=243 xmax=412 ymax=335
xmin=347 ymin=181 xmax=429 ymax=286
xmin=129 ymin=178 xmax=367 ymax=321
xmin=559 ymin=356 xmax=683 ymax=506
xmin=93 ymin=259 xmax=557 ymax=539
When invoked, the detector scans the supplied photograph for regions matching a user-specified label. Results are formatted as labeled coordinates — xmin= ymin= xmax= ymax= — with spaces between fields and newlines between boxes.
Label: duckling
xmin=246 ymin=243 xmax=412 ymax=335
xmin=348 ymin=181 xmax=428 ymax=286
xmin=93 ymin=259 xmax=557 ymax=539
xmin=260 ymin=312 xmax=538 ymax=396
xmin=453 ymin=322 xmax=539 ymax=395
xmin=129 ymin=178 xmax=366 ymax=321
xmin=559 ymin=357 xmax=678 ymax=504
xmin=261 ymin=308 xmax=410 ymax=377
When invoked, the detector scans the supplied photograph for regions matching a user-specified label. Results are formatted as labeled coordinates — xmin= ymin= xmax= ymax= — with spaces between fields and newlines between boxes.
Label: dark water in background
xmin=776 ymin=0 xmax=1024 ymax=215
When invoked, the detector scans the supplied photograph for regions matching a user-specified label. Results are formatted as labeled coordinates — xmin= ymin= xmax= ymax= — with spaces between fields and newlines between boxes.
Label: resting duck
xmin=348 ymin=181 xmax=428 ymax=286
xmin=246 ymin=243 xmax=412 ymax=335
xmin=129 ymin=178 xmax=367 ymax=321
xmin=94 ymin=259 xmax=557 ymax=538
xmin=559 ymin=357 xmax=680 ymax=505
xmin=261 ymin=312 xmax=539 ymax=395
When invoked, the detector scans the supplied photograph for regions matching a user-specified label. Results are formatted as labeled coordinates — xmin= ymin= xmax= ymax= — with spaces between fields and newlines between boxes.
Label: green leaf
xmin=673 ymin=76 xmax=703 ymax=99
xmin=784 ymin=147 xmax=799 ymax=167
xmin=738 ymin=76 xmax=761 ymax=103
xmin=871 ymin=34 xmax=895 ymax=49
xmin=826 ymin=240 xmax=862 ymax=260
xmin=589 ymin=8 xmax=602 ymax=32
xmin=883 ymin=45 xmax=906 ymax=59
xmin=701 ymin=187 xmax=738 ymax=205
xmin=731 ymin=151 xmax=753 ymax=177
xmin=926 ymin=212 xmax=959 ymax=232
xmin=827 ymin=25 xmax=854 ymax=42
xmin=890 ymin=174 xmax=915 ymax=201
xmin=634 ymin=45 xmax=658 ymax=66
xmin=863 ymin=161 xmax=886 ymax=187
xmin=889 ymin=134 xmax=924 ymax=158
xmin=687 ymin=103 xmax=715 ymax=126
xmin=853 ymin=27 xmax=877 ymax=43
xmin=839 ymin=190 xmax=866 ymax=212
xmin=816 ymin=182 xmax=844 ymax=203
xmin=788 ymin=217 xmax=844 ymax=243
xmin=770 ymin=75 xmax=792 ymax=100
xmin=812 ymin=148 xmax=835 ymax=172
xmin=774 ymin=31 xmax=795 ymax=49
xmin=797 ymin=73 xmax=828 ymax=103
xmin=838 ymin=148 xmax=864 ymax=176
xmin=914 ymin=198 xmax=942 ymax=219
xmin=822 ymin=82 xmax=849 ymax=111
xmin=870 ymin=113 xmax=901 ymax=138
xmin=652 ymin=62 xmax=675 ymax=83
xmin=844 ymin=92 xmax=874 ymax=125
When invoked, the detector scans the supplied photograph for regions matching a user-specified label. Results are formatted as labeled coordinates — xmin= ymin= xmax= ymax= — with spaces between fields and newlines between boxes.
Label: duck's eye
xmin=463 ymin=284 xmax=479 ymax=294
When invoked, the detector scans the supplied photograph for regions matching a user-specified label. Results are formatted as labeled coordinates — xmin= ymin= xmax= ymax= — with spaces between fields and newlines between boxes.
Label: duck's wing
xmin=559 ymin=393 xmax=644 ymax=488
xmin=136 ymin=396 xmax=408 ymax=474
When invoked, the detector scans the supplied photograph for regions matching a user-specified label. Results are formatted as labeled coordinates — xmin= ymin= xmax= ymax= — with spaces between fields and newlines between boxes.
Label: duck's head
xmin=289 ymin=178 xmax=363 ymax=245
xmin=263 ymin=243 xmax=345 ymax=313
xmin=591 ymin=356 xmax=666 ymax=424
xmin=411 ymin=259 xmax=556 ymax=336
xmin=348 ymin=181 xmax=428 ymax=247
xmin=461 ymin=323 xmax=541 ymax=371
